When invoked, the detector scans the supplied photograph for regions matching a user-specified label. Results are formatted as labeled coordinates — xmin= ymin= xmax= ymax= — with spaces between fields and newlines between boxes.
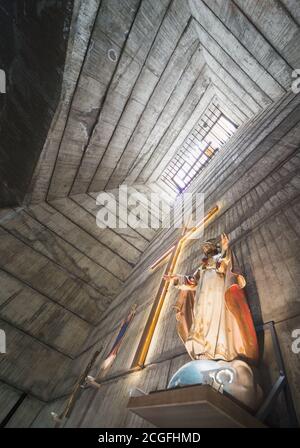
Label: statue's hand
xmin=175 ymin=311 xmax=182 ymax=322
xmin=221 ymin=232 xmax=230 ymax=252
xmin=163 ymin=273 xmax=178 ymax=282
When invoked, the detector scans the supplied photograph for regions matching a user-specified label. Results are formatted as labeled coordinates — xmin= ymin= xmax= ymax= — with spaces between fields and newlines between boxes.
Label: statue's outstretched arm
xmin=164 ymin=269 xmax=200 ymax=291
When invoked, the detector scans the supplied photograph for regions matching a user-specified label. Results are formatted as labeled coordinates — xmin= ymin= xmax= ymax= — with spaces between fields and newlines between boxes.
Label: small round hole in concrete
xmin=108 ymin=48 xmax=117 ymax=62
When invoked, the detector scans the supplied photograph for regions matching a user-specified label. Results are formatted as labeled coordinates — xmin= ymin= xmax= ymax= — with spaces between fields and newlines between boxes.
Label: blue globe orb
xmin=168 ymin=360 xmax=221 ymax=389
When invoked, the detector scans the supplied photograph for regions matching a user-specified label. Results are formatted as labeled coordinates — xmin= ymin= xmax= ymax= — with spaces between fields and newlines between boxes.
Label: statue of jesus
xmin=164 ymin=234 xmax=258 ymax=363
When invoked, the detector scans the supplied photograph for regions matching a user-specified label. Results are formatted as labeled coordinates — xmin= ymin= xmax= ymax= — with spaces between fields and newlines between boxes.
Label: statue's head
xmin=201 ymin=238 xmax=220 ymax=257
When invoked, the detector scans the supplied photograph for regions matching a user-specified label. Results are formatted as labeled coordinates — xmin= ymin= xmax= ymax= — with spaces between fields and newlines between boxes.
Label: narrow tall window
xmin=161 ymin=100 xmax=237 ymax=194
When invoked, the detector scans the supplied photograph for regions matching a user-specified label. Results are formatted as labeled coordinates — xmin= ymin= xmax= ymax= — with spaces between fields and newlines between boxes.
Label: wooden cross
xmin=130 ymin=205 xmax=219 ymax=370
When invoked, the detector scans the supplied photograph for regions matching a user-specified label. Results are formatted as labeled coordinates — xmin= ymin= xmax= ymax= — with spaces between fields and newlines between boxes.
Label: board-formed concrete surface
xmin=0 ymin=0 xmax=299 ymax=428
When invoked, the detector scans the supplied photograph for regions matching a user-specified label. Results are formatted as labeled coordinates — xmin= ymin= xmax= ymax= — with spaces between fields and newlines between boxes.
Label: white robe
xmin=174 ymin=253 xmax=249 ymax=361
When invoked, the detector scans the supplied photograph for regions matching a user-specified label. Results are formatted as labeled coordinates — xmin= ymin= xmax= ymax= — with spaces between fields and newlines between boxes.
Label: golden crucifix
xmin=130 ymin=205 xmax=219 ymax=370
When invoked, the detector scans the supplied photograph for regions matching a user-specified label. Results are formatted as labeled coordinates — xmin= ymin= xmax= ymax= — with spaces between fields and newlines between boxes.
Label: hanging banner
xmin=95 ymin=304 xmax=138 ymax=380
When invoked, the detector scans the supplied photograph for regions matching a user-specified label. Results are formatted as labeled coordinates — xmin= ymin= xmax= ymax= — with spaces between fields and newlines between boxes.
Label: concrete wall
xmin=0 ymin=183 xmax=161 ymax=426
xmin=0 ymin=0 xmax=73 ymax=207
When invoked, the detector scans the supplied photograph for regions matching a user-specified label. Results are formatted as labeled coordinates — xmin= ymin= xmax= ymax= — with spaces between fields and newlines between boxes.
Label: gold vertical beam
xmin=130 ymin=205 xmax=219 ymax=370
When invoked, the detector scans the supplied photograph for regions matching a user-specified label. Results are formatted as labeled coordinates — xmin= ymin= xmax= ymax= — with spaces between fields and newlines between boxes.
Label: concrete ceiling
xmin=28 ymin=0 xmax=298 ymax=205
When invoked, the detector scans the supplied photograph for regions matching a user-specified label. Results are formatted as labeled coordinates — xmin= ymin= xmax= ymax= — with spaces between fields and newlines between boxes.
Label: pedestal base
xmin=127 ymin=385 xmax=265 ymax=428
